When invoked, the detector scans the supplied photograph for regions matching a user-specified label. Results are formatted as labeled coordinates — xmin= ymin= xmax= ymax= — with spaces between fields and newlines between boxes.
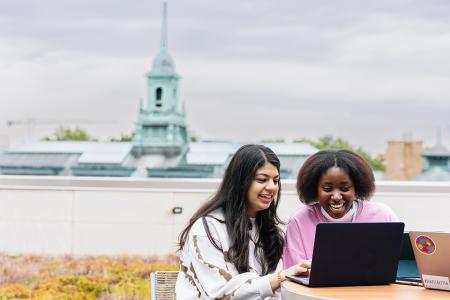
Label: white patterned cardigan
xmin=175 ymin=210 xmax=282 ymax=299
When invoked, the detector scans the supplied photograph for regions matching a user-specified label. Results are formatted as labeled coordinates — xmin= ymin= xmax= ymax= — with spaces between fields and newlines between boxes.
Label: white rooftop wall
xmin=0 ymin=176 xmax=449 ymax=256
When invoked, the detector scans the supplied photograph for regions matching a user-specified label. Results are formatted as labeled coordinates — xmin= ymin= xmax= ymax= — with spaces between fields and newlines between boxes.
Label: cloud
xmin=0 ymin=0 xmax=450 ymax=153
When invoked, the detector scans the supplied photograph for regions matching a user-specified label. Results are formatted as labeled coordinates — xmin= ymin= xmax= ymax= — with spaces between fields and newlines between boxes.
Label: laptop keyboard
xmin=286 ymin=275 xmax=310 ymax=285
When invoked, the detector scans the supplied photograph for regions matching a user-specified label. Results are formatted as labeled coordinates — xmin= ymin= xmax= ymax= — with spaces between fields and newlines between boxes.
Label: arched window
xmin=155 ymin=87 xmax=163 ymax=107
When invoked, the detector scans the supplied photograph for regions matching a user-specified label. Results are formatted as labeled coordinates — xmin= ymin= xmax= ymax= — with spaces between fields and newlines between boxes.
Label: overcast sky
xmin=1 ymin=0 xmax=450 ymax=154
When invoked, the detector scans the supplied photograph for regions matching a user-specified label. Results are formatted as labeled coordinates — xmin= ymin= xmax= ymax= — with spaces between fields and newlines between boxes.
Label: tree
xmin=43 ymin=127 xmax=93 ymax=141
xmin=297 ymin=135 xmax=385 ymax=171
xmin=109 ymin=133 xmax=134 ymax=142
xmin=261 ymin=138 xmax=285 ymax=143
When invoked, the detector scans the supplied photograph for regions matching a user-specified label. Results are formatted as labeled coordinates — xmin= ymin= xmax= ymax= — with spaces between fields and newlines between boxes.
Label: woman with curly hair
xmin=283 ymin=149 xmax=398 ymax=268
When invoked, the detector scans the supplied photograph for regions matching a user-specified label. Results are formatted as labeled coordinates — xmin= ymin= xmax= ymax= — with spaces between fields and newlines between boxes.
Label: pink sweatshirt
xmin=282 ymin=201 xmax=399 ymax=268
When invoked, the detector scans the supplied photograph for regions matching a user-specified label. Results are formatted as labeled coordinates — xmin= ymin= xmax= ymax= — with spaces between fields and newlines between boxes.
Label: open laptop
xmin=409 ymin=231 xmax=450 ymax=291
xmin=396 ymin=232 xmax=421 ymax=285
xmin=286 ymin=222 xmax=405 ymax=287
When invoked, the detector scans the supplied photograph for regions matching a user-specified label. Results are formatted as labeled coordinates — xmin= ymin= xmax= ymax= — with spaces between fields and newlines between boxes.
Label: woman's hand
xmin=283 ymin=260 xmax=311 ymax=278
xmin=270 ymin=260 xmax=311 ymax=292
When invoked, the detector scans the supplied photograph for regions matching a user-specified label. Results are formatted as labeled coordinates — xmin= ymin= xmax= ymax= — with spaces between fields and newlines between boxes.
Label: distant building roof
xmin=0 ymin=153 xmax=77 ymax=168
xmin=415 ymin=166 xmax=450 ymax=181
xmin=186 ymin=142 xmax=317 ymax=166
xmin=0 ymin=140 xmax=318 ymax=178
xmin=264 ymin=143 xmax=318 ymax=156
xmin=422 ymin=143 xmax=450 ymax=157
xmin=9 ymin=141 xmax=132 ymax=164
xmin=422 ymin=128 xmax=450 ymax=158
xmin=186 ymin=141 xmax=241 ymax=165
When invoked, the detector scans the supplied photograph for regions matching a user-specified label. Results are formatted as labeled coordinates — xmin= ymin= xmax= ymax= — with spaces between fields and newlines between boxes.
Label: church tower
xmin=132 ymin=2 xmax=189 ymax=157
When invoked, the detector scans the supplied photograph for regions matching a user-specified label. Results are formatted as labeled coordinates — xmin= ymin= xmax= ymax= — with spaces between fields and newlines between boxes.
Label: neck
xmin=321 ymin=201 xmax=358 ymax=222
xmin=248 ymin=210 xmax=256 ymax=218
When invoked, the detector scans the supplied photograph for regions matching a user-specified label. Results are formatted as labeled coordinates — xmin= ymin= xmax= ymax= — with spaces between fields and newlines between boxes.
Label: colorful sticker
xmin=415 ymin=235 xmax=436 ymax=255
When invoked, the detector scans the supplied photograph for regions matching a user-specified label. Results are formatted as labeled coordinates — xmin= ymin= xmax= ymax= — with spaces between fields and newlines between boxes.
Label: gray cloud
xmin=1 ymin=0 xmax=450 ymax=153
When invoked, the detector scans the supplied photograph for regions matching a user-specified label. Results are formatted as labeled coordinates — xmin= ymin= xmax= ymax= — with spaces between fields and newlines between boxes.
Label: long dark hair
xmin=178 ymin=144 xmax=284 ymax=274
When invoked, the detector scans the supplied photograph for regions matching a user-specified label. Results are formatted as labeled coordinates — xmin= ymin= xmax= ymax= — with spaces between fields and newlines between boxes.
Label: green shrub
xmin=0 ymin=255 xmax=179 ymax=300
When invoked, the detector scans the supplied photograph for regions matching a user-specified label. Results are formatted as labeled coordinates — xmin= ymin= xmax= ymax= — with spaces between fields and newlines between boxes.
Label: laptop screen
xmin=306 ymin=222 xmax=405 ymax=287
xmin=397 ymin=232 xmax=419 ymax=279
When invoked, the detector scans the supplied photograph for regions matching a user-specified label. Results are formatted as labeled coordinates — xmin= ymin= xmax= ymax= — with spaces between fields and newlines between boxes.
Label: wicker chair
xmin=150 ymin=271 xmax=179 ymax=299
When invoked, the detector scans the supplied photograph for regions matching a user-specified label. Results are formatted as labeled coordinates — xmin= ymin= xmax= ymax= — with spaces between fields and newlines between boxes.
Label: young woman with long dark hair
xmin=175 ymin=144 xmax=310 ymax=299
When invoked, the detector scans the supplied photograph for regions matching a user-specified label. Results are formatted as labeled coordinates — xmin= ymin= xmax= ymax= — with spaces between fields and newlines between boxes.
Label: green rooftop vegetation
xmin=43 ymin=127 xmax=95 ymax=142
xmin=0 ymin=254 xmax=178 ymax=300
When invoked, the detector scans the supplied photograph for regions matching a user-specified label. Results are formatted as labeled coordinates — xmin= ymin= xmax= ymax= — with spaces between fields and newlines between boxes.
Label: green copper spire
xmin=436 ymin=128 xmax=442 ymax=146
xmin=421 ymin=128 xmax=450 ymax=171
xmin=160 ymin=2 xmax=168 ymax=52
xmin=150 ymin=2 xmax=177 ymax=77
xmin=132 ymin=2 xmax=189 ymax=158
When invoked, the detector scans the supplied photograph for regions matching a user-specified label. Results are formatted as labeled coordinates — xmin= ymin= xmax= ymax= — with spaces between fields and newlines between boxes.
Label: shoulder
xmin=205 ymin=209 xmax=226 ymax=224
xmin=190 ymin=209 xmax=226 ymax=236
xmin=360 ymin=201 xmax=393 ymax=213
xmin=288 ymin=204 xmax=320 ymax=228
xmin=358 ymin=201 xmax=398 ymax=221
xmin=290 ymin=204 xmax=318 ymax=221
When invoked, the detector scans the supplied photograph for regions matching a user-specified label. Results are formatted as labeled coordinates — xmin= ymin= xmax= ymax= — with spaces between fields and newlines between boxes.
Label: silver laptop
xmin=409 ymin=231 xmax=450 ymax=291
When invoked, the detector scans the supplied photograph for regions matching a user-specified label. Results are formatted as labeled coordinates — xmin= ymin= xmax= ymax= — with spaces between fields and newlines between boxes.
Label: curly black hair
xmin=297 ymin=149 xmax=375 ymax=204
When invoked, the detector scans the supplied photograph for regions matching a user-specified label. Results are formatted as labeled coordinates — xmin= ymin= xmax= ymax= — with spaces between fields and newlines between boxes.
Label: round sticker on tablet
xmin=415 ymin=235 xmax=435 ymax=255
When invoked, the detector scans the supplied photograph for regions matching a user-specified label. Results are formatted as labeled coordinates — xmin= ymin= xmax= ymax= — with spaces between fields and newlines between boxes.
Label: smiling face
xmin=247 ymin=162 xmax=279 ymax=218
xmin=317 ymin=166 xmax=356 ymax=219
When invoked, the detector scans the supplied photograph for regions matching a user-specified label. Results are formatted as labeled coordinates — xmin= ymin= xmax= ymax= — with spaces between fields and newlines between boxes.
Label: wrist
xmin=277 ymin=270 xmax=286 ymax=284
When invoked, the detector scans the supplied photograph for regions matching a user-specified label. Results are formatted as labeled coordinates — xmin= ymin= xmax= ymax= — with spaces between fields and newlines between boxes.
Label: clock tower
xmin=132 ymin=2 xmax=189 ymax=157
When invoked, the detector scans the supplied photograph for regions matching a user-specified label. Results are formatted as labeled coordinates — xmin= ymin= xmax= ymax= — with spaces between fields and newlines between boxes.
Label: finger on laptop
xmin=299 ymin=260 xmax=311 ymax=269
xmin=296 ymin=260 xmax=311 ymax=275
